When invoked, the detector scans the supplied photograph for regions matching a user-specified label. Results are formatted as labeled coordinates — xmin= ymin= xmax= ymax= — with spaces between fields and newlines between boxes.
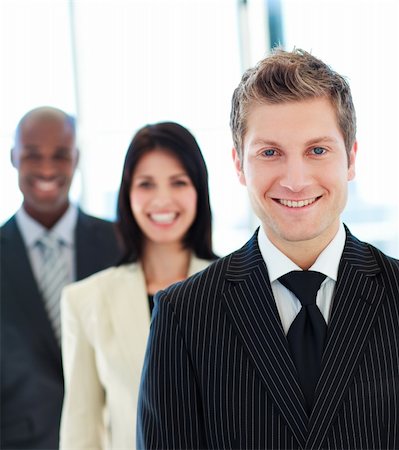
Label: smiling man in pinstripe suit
xmin=137 ymin=48 xmax=399 ymax=450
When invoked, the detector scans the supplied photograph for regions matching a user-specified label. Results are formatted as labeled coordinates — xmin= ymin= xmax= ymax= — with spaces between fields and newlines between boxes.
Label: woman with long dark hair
xmin=60 ymin=122 xmax=217 ymax=449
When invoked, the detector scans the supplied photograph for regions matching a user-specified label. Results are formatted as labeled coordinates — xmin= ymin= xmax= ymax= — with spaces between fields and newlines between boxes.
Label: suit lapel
xmin=106 ymin=255 xmax=209 ymax=375
xmin=106 ymin=264 xmax=151 ymax=375
xmin=307 ymin=229 xmax=385 ymax=449
xmin=75 ymin=210 xmax=117 ymax=280
xmin=222 ymin=232 xmax=309 ymax=448
xmin=75 ymin=211 xmax=98 ymax=280
xmin=107 ymin=256 xmax=209 ymax=372
xmin=1 ymin=217 xmax=60 ymax=361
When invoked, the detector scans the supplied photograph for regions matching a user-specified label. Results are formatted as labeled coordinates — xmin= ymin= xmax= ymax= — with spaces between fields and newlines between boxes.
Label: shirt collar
xmin=258 ymin=223 xmax=346 ymax=283
xmin=16 ymin=203 xmax=78 ymax=249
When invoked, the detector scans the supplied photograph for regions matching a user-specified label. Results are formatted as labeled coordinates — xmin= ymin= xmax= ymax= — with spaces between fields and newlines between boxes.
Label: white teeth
xmin=150 ymin=213 xmax=177 ymax=224
xmin=36 ymin=180 xmax=58 ymax=192
xmin=279 ymin=197 xmax=317 ymax=208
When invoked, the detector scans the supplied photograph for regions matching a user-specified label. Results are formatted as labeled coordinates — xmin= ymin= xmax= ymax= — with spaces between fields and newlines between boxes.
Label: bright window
xmin=281 ymin=0 xmax=399 ymax=257
xmin=1 ymin=0 xmax=398 ymax=258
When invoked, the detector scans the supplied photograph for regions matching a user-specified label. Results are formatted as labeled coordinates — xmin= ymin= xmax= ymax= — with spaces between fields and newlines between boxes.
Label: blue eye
xmin=312 ymin=147 xmax=326 ymax=155
xmin=263 ymin=149 xmax=276 ymax=157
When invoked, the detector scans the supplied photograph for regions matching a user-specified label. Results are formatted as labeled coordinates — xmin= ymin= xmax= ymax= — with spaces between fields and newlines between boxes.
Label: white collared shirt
xmin=15 ymin=204 xmax=78 ymax=284
xmin=257 ymin=223 xmax=346 ymax=334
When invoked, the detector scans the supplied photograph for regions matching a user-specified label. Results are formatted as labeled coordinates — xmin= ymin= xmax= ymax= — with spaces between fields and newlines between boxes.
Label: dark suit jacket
xmin=137 ymin=227 xmax=399 ymax=450
xmin=0 ymin=210 xmax=121 ymax=450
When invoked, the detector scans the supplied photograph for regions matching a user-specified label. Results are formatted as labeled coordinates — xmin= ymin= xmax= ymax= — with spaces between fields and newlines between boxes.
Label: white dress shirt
xmin=257 ymin=223 xmax=346 ymax=334
xmin=15 ymin=204 xmax=78 ymax=284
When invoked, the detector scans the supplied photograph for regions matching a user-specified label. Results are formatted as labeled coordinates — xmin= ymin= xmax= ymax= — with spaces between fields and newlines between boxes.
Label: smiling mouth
xmin=35 ymin=180 xmax=60 ymax=192
xmin=149 ymin=212 xmax=178 ymax=224
xmin=276 ymin=196 xmax=320 ymax=208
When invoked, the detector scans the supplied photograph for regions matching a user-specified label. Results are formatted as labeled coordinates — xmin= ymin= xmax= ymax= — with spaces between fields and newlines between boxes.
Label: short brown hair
xmin=230 ymin=48 xmax=356 ymax=159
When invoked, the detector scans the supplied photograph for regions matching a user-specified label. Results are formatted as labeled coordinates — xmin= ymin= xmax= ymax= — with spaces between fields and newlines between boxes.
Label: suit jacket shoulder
xmin=361 ymin=236 xmax=399 ymax=280
xmin=338 ymin=226 xmax=399 ymax=302
xmin=156 ymin=232 xmax=261 ymax=311
xmin=74 ymin=209 xmax=122 ymax=280
xmin=62 ymin=263 xmax=145 ymax=317
xmin=61 ymin=252 xmax=215 ymax=354
xmin=61 ymin=262 xmax=150 ymax=372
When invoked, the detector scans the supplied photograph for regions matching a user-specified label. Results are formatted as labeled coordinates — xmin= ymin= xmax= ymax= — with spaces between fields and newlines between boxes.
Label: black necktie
xmin=278 ymin=270 xmax=327 ymax=413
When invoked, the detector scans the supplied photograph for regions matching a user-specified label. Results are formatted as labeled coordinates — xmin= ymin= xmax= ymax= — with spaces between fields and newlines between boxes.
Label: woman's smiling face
xmin=130 ymin=147 xmax=197 ymax=247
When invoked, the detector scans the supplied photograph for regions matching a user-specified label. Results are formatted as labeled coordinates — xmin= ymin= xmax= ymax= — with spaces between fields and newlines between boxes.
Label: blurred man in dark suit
xmin=0 ymin=106 xmax=121 ymax=449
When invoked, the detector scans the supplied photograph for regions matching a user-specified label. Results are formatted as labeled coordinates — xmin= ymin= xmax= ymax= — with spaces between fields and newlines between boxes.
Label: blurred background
xmin=1 ymin=0 xmax=398 ymax=258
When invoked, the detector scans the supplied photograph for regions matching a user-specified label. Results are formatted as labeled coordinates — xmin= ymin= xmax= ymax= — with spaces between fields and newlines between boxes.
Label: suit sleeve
xmin=59 ymin=284 xmax=106 ymax=450
xmin=137 ymin=294 xmax=207 ymax=450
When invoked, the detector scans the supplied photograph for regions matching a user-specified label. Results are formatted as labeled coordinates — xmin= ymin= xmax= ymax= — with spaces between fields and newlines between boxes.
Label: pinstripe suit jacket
xmin=137 ymin=227 xmax=399 ymax=450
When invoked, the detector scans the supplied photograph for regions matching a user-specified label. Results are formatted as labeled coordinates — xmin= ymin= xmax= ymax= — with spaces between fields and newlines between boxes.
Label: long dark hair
xmin=117 ymin=122 xmax=217 ymax=264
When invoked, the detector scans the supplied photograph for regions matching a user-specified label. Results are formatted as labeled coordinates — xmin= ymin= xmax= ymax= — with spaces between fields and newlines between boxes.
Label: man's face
xmin=11 ymin=114 xmax=78 ymax=224
xmin=233 ymin=97 xmax=356 ymax=252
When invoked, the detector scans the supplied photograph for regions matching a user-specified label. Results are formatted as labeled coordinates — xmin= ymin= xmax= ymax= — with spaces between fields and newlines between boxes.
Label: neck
xmin=265 ymin=225 xmax=339 ymax=270
xmin=142 ymin=241 xmax=192 ymax=294
xmin=23 ymin=202 xmax=69 ymax=229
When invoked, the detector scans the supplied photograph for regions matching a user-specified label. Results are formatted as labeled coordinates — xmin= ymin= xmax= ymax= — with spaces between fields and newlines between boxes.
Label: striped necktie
xmin=38 ymin=233 xmax=69 ymax=345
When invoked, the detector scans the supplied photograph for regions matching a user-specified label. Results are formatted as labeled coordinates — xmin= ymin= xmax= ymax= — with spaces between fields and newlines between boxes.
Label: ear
xmin=232 ymin=147 xmax=246 ymax=186
xmin=74 ymin=148 xmax=80 ymax=169
xmin=10 ymin=147 xmax=18 ymax=168
xmin=347 ymin=141 xmax=357 ymax=181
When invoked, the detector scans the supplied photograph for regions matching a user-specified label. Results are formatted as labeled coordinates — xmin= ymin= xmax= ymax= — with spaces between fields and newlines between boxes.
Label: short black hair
xmin=117 ymin=122 xmax=217 ymax=264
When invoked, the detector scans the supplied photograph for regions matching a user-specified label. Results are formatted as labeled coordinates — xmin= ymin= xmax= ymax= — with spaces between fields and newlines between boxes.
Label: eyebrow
xmin=250 ymin=136 xmax=339 ymax=147
xmin=304 ymin=136 xmax=340 ymax=146
xmin=22 ymin=144 xmax=40 ymax=152
xmin=134 ymin=172 xmax=189 ymax=179
xmin=170 ymin=173 xmax=190 ymax=179
xmin=54 ymin=146 xmax=72 ymax=154
xmin=22 ymin=145 xmax=72 ymax=154
xmin=250 ymin=139 xmax=279 ymax=148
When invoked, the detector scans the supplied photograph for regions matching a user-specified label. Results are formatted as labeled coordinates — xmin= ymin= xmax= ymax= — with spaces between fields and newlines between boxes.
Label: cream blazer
xmin=60 ymin=256 xmax=211 ymax=450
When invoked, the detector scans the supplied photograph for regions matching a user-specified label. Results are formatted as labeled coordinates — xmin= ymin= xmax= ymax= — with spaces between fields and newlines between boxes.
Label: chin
xmin=281 ymin=221 xmax=340 ymax=244
xmin=145 ymin=233 xmax=182 ymax=245
xmin=270 ymin=225 xmax=323 ymax=244
xmin=35 ymin=200 xmax=69 ymax=214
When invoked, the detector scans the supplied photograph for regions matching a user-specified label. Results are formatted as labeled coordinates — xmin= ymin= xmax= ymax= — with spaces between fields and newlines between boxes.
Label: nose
xmin=151 ymin=186 xmax=174 ymax=207
xmin=279 ymin=158 xmax=312 ymax=192
xmin=37 ymin=158 xmax=58 ymax=179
